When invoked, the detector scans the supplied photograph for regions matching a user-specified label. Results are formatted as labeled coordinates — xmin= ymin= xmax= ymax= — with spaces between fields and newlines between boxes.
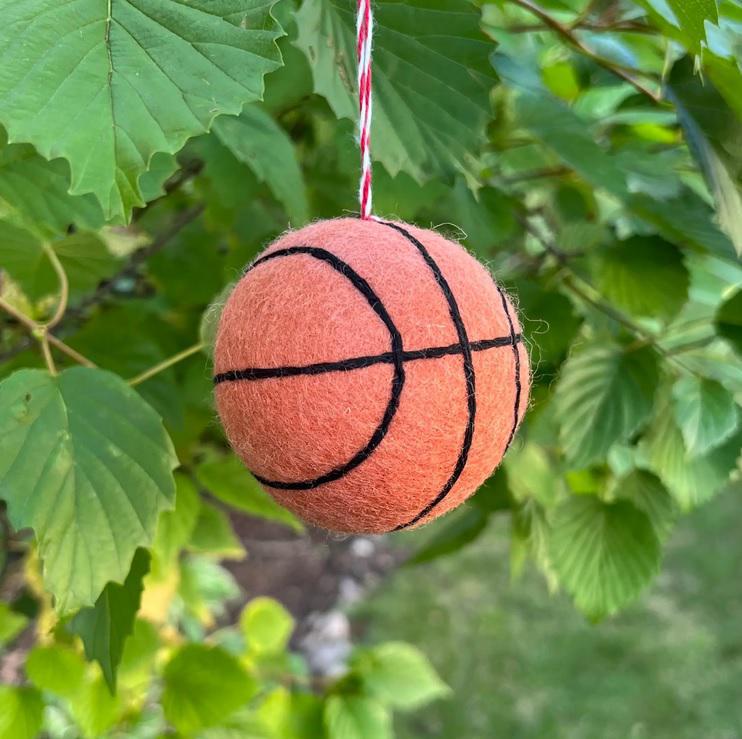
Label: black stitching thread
xmin=237 ymin=246 xmax=406 ymax=491
xmin=496 ymin=285 xmax=523 ymax=452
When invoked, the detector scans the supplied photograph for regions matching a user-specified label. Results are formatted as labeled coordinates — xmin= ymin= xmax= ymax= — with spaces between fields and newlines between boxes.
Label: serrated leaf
xmin=641 ymin=406 xmax=741 ymax=509
xmin=0 ymin=367 xmax=177 ymax=612
xmin=295 ymin=0 xmax=496 ymax=183
xmin=70 ymin=548 xmax=150 ymax=693
xmin=324 ymin=696 xmax=392 ymax=739
xmin=213 ymin=106 xmax=309 ymax=225
xmin=617 ymin=469 xmax=677 ymax=540
xmin=0 ymin=1 xmax=283 ymax=222
xmin=0 ymin=686 xmax=43 ymax=739
xmin=197 ymin=455 xmax=303 ymax=532
xmin=595 ymin=237 xmax=689 ymax=320
xmin=550 ymin=496 xmax=660 ymax=620
xmin=406 ymin=506 xmax=489 ymax=566
xmin=189 ymin=502 xmax=245 ymax=560
xmin=556 ymin=344 xmax=659 ymax=467
xmin=162 ymin=644 xmax=258 ymax=734
xmin=351 ymin=642 xmax=450 ymax=710
xmin=240 ymin=597 xmax=294 ymax=655
xmin=636 ymin=0 xmax=718 ymax=52
xmin=0 ymin=602 xmax=27 ymax=646
xmin=672 ymin=376 xmax=739 ymax=456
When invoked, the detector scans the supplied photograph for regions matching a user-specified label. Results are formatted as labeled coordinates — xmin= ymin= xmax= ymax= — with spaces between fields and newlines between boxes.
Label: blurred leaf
xmin=295 ymin=0 xmax=496 ymax=183
xmin=556 ymin=344 xmax=659 ymax=467
xmin=241 ymin=596 xmax=294 ymax=655
xmin=70 ymin=548 xmax=150 ymax=693
xmin=0 ymin=368 xmax=176 ymax=612
xmin=641 ymin=405 xmax=741 ymax=509
xmin=406 ymin=506 xmax=489 ymax=566
xmin=189 ymin=502 xmax=246 ymax=561
xmin=594 ymin=237 xmax=689 ymax=320
xmin=0 ymin=1 xmax=283 ymax=221
xmin=0 ymin=686 xmax=43 ymax=739
xmin=0 ymin=602 xmax=27 ymax=646
xmin=152 ymin=473 xmax=202 ymax=573
xmin=26 ymin=644 xmax=86 ymax=698
xmin=668 ymin=57 xmax=742 ymax=255
xmin=213 ymin=106 xmax=309 ymax=225
xmin=351 ymin=642 xmax=450 ymax=710
xmin=550 ymin=496 xmax=661 ymax=620
xmin=672 ymin=376 xmax=739 ymax=456
xmin=715 ymin=288 xmax=742 ymax=354
xmin=617 ymin=469 xmax=677 ymax=540
xmin=636 ymin=0 xmax=717 ymax=52
xmin=197 ymin=455 xmax=304 ymax=532
xmin=178 ymin=555 xmax=241 ymax=626
xmin=324 ymin=695 xmax=392 ymax=739
xmin=162 ymin=644 xmax=258 ymax=734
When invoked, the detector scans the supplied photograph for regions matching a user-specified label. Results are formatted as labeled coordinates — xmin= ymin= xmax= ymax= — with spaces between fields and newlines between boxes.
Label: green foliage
xmin=1 ymin=0 xmax=741 ymax=734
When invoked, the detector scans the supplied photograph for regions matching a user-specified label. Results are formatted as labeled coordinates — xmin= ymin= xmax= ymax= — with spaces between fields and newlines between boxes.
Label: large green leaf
xmin=0 ymin=367 xmax=177 ymax=612
xmin=616 ymin=469 xmax=677 ymax=540
xmin=550 ymin=496 xmax=661 ymax=620
xmin=295 ymin=0 xmax=496 ymax=183
xmin=0 ymin=1 xmax=283 ymax=222
xmin=635 ymin=0 xmax=718 ymax=52
xmin=668 ymin=58 xmax=742 ymax=256
xmin=213 ymin=106 xmax=309 ymax=225
xmin=672 ymin=376 xmax=739 ymax=457
xmin=351 ymin=642 xmax=450 ymax=710
xmin=162 ymin=644 xmax=258 ymax=734
xmin=594 ymin=237 xmax=689 ymax=321
xmin=70 ymin=548 xmax=150 ymax=693
xmin=324 ymin=696 xmax=392 ymax=739
xmin=556 ymin=344 xmax=659 ymax=467
xmin=641 ymin=405 xmax=741 ymax=509
xmin=0 ymin=686 xmax=43 ymax=739
xmin=196 ymin=455 xmax=303 ymax=532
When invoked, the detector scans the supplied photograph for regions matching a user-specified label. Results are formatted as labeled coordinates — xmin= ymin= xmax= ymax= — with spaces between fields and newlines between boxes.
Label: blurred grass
xmin=361 ymin=486 xmax=742 ymax=739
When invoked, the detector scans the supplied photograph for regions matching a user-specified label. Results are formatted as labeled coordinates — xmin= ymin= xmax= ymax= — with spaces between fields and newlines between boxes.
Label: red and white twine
xmin=356 ymin=0 xmax=374 ymax=219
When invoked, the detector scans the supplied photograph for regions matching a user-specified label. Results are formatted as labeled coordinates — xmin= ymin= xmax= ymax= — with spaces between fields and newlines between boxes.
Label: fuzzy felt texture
xmin=214 ymin=218 xmax=530 ymax=534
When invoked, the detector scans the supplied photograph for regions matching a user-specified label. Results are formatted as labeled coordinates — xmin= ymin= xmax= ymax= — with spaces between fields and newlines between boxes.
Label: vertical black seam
xmin=496 ymin=285 xmax=522 ymax=452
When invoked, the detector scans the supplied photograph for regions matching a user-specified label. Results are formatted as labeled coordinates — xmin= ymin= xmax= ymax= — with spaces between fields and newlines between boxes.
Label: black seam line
xmin=212 ymin=334 xmax=523 ymax=384
xmin=496 ymin=285 xmax=523 ymax=452
xmin=245 ymin=246 xmax=406 ymax=491
xmin=378 ymin=221 xmax=478 ymax=533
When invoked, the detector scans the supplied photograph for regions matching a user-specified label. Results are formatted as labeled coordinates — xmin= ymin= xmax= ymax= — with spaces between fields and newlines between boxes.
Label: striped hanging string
xmin=356 ymin=0 xmax=373 ymax=219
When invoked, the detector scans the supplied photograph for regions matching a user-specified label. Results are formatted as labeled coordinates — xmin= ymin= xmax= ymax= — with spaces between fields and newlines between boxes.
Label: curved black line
xmin=239 ymin=246 xmax=406 ymax=491
xmin=496 ymin=286 xmax=523 ymax=452
xmin=377 ymin=222 xmax=478 ymax=532
xmin=213 ymin=334 xmax=522 ymax=384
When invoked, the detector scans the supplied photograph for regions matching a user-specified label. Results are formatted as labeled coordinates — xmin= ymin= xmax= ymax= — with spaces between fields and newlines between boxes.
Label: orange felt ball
xmin=213 ymin=218 xmax=529 ymax=534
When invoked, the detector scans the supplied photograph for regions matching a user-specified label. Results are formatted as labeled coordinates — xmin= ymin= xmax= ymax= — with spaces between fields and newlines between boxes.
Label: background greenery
xmin=0 ymin=0 xmax=740 ymax=737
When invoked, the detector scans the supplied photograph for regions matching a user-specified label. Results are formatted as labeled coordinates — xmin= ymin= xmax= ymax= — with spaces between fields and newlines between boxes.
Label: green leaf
xmin=189 ymin=502 xmax=246 ymax=560
xmin=672 ymin=376 xmax=739 ymax=456
xmin=197 ymin=455 xmax=303 ymax=532
xmin=0 ymin=686 xmax=43 ymax=739
xmin=641 ymin=406 xmax=741 ymax=509
xmin=715 ymin=288 xmax=742 ymax=354
xmin=351 ymin=642 xmax=450 ymax=710
xmin=69 ymin=548 xmax=150 ymax=693
xmin=668 ymin=57 xmax=742 ymax=256
xmin=240 ymin=596 xmax=294 ymax=655
xmin=550 ymin=496 xmax=661 ymax=620
xmin=515 ymin=92 xmax=627 ymax=197
xmin=0 ymin=133 xmax=104 ymax=236
xmin=594 ymin=237 xmax=689 ymax=320
xmin=26 ymin=644 xmax=86 ymax=698
xmin=152 ymin=473 xmax=202 ymax=572
xmin=556 ymin=345 xmax=659 ymax=467
xmin=636 ymin=0 xmax=717 ymax=52
xmin=0 ymin=367 xmax=177 ymax=612
xmin=213 ymin=106 xmax=309 ymax=225
xmin=0 ymin=602 xmax=27 ymax=646
xmin=617 ymin=469 xmax=677 ymax=540
xmin=295 ymin=0 xmax=496 ymax=183
xmin=406 ymin=506 xmax=489 ymax=566
xmin=324 ymin=696 xmax=392 ymax=739
xmin=162 ymin=643 xmax=258 ymax=735
xmin=0 ymin=1 xmax=283 ymax=222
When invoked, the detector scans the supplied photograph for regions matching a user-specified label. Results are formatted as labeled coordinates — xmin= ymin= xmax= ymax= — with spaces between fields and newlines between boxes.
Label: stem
xmin=129 ymin=341 xmax=206 ymax=386
xmin=39 ymin=332 xmax=57 ymax=375
xmin=508 ymin=0 xmax=661 ymax=102
xmin=42 ymin=244 xmax=69 ymax=330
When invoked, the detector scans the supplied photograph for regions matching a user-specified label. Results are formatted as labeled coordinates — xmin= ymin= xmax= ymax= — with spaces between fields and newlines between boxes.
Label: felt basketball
xmin=213 ymin=217 xmax=529 ymax=534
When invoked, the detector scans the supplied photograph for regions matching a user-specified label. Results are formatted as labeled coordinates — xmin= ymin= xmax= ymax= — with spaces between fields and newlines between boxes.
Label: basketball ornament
xmin=213 ymin=1 xmax=530 ymax=534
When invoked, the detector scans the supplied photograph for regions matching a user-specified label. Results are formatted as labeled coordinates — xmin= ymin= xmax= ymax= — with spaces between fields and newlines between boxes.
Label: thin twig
xmin=42 ymin=245 xmax=69 ymax=330
xmin=508 ymin=0 xmax=662 ymax=102
xmin=129 ymin=341 xmax=206 ymax=386
xmin=506 ymin=20 xmax=657 ymax=34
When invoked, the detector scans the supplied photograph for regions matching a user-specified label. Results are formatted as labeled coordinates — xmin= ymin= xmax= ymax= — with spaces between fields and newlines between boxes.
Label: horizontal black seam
xmin=213 ymin=334 xmax=522 ymax=384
